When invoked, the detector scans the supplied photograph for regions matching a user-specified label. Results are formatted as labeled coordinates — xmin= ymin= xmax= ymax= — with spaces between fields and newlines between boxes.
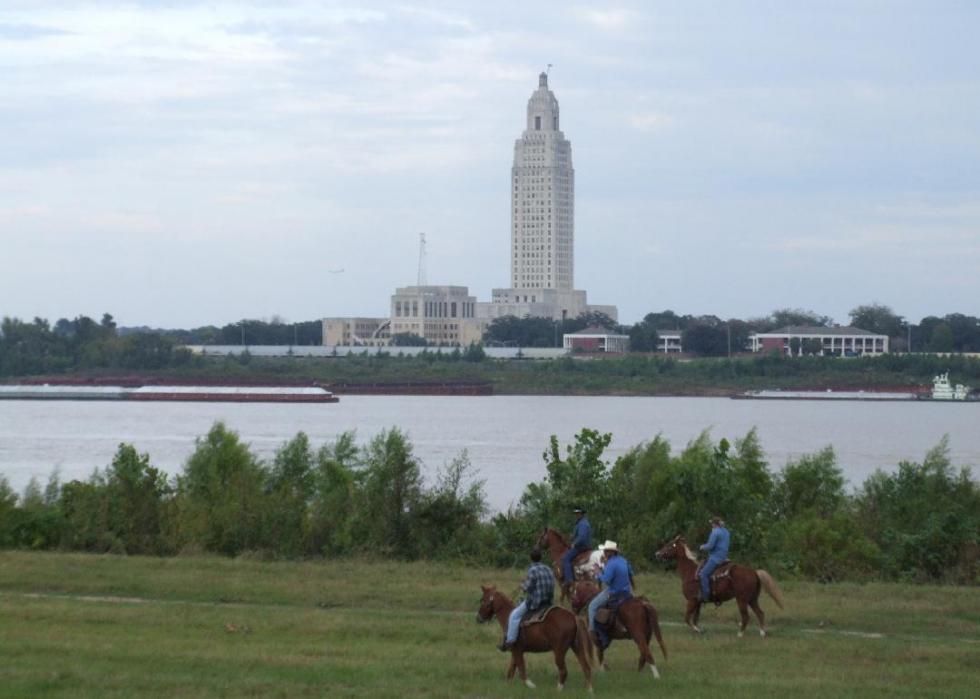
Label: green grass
xmin=0 ymin=551 xmax=977 ymax=697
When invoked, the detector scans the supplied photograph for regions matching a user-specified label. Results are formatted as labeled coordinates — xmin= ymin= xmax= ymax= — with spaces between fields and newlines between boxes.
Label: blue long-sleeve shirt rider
xmin=522 ymin=561 xmax=555 ymax=612
xmin=571 ymin=517 xmax=592 ymax=550
xmin=598 ymin=555 xmax=632 ymax=602
xmin=700 ymin=526 xmax=730 ymax=563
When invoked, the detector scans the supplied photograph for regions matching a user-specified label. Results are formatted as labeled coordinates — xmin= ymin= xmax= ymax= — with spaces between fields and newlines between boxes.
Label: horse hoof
xmin=760 ymin=629 xmax=767 ymax=638
xmin=525 ymin=679 xmax=536 ymax=689
xmin=738 ymin=631 xmax=744 ymax=638
xmin=557 ymin=682 xmax=564 ymax=691
xmin=650 ymin=665 xmax=661 ymax=679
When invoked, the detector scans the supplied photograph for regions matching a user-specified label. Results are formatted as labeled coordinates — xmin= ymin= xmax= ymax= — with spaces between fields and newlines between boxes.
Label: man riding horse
xmin=561 ymin=506 xmax=592 ymax=593
xmin=587 ymin=540 xmax=635 ymax=643
xmin=500 ymin=547 xmax=556 ymax=652
xmin=698 ymin=516 xmax=730 ymax=603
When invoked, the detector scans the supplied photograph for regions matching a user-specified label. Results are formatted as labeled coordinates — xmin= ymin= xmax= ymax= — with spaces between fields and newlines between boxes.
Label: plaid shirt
xmin=522 ymin=562 xmax=556 ymax=611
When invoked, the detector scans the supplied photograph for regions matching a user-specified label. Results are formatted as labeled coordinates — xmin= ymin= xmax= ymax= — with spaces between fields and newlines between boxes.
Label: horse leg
xmin=515 ymin=652 xmax=535 ymax=689
xmin=736 ymin=596 xmax=750 ymax=637
xmin=750 ymin=598 xmax=767 ymax=637
xmin=553 ymin=646 xmax=569 ymax=690
xmin=686 ymin=599 xmax=703 ymax=634
xmin=506 ymin=656 xmax=517 ymax=680
xmin=629 ymin=619 xmax=659 ymax=679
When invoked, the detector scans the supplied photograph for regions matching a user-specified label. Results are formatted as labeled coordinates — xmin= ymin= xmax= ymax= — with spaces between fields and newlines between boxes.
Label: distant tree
xmin=802 ymin=338 xmax=823 ymax=355
xmin=929 ymin=323 xmax=955 ymax=352
xmin=767 ymin=308 xmax=834 ymax=330
xmin=390 ymin=332 xmax=427 ymax=347
xmin=727 ymin=319 xmax=753 ymax=353
xmin=682 ymin=324 xmax=728 ymax=356
xmin=788 ymin=337 xmax=802 ymax=356
xmin=628 ymin=318 xmax=660 ymax=352
xmin=848 ymin=303 xmax=904 ymax=338
xmin=638 ymin=310 xmax=685 ymax=331
xmin=942 ymin=313 xmax=980 ymax=352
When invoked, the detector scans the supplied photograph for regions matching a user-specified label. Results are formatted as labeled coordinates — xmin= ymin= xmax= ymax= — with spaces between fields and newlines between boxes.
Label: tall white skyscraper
xmin=511 ymin=71 xmax=574 ymax=291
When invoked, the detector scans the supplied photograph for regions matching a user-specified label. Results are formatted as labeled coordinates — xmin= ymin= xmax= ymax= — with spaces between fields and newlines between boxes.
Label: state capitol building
xmin=323 ymin=72 xmax=617 ymax=347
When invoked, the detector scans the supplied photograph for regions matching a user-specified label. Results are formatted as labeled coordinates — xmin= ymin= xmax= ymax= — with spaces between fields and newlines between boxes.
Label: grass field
xmin=0 ymin=552 xmax=977 ymax=698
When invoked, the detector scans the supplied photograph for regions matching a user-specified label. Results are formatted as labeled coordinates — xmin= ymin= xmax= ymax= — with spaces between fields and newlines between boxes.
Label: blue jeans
xmin=561 ymin=546 xmax=588 ymax=584
xmin=700 ymin=558 xmax=722 ymax=600
xmin=587 ymin=588 xmax=611 ymax=632
xmin=505 ymin=600 xmax=527 ymax=644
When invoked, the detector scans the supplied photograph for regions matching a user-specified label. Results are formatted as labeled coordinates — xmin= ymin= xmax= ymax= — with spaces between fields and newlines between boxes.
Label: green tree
xmin=355 ymin=428 xmax=423 ymax=556
xmin=849 ymin=303 xmax=905 ymax=338
xmin=390 ymin=333 xmax=428 ymax=347
xmin=682 ymin=324 xmax=728 ymax=356
xmin=176 ymin=422 xmax=268 ymax=555
xmin=928 ymin=323 xmax=955 ymax=352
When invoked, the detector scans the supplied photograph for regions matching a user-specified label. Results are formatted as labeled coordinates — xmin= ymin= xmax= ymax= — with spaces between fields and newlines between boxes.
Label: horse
xmin=477 ymin=585 xmax=594 ymax=692
xmin=569 ymin=580 xmax=667 ymax=678
xmin=536 ymin=527 xmax=605 ymax=600
xmin=654 ymin=535 xmax=784 ymax=636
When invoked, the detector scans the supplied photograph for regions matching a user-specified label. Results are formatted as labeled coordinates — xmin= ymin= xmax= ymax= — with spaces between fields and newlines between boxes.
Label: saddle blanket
xmin=521 ymin=605 xmax=559 ymax=626
xmin=697 ymin=560 xmax=733 ymax=581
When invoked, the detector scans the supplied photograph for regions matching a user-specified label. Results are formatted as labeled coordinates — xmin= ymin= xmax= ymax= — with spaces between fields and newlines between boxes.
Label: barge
xmin=0 ymin=384 xmax=339 ymax=403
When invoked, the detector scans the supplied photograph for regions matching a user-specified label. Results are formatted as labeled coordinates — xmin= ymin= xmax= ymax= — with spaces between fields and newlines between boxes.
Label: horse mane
xmin=547 ymin=527 xmax=570 ymax=548
xmin=681 ymin=542 xmax=698 ymax=563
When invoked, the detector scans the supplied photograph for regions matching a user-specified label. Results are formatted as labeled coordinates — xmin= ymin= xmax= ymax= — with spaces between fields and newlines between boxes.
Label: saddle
xmin=521 ymin=605 xmax=559 ymax=627
xmin=696 ymin=560 xmax=734 ymax=600
xmin=594 ymin=596 xmax=648 ymax=649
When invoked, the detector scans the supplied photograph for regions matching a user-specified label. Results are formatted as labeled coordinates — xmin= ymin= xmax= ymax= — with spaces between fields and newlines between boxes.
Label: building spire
xmin=539 ymin=71 xmax=548 ymax=88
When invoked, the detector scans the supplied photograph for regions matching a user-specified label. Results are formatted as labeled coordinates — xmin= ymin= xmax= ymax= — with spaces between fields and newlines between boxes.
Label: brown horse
xmin=536 ymin=528 xmax=603 ymax=600
xmin=569 ymin=580 xmax=667 ymax=678
xmin=655 ymin=535 xmax=784 ymax=636
xmin=477 ymin=585 xmax=594 ymax=692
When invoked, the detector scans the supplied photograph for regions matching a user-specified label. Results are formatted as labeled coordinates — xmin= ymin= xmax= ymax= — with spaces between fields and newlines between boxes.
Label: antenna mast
xmin=417 ymin=232 xmax=427 ymax=286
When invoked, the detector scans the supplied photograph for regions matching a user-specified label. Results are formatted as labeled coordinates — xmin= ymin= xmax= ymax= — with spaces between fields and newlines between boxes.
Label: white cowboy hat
xmin=600 ymin=540 xmax=619 ymax=552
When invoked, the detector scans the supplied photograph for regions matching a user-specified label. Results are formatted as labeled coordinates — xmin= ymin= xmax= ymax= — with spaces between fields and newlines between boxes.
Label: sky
xmin=1 ymin=1 xmax=979 ymax=328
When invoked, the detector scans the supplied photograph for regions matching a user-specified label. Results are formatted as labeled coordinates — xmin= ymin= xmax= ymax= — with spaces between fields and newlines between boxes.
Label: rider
xmin=698 ymin=516 xmax=730 ymax=603
xmin=561 ymin=506 xmax=592 ymax=590
xmin=500 ymin=547 xmax=556 ymax=651
xmin=587 ymin=540 xmax=633 ymax=636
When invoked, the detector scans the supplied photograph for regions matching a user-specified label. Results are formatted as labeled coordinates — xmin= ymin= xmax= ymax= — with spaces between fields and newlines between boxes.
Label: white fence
xmin=183 ymin=345 xmax=569 ymax=359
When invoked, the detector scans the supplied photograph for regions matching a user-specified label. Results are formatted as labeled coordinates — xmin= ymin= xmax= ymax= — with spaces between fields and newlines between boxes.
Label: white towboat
xmin=930 ymin=373 xmax=970 ymax=401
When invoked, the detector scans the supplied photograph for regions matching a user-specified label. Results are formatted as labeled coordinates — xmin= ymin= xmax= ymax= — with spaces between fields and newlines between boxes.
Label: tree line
xmin=485 ymin=305 xmax=980 ymax=355
xmin=1 ymin=424 xmax=975 ymax=584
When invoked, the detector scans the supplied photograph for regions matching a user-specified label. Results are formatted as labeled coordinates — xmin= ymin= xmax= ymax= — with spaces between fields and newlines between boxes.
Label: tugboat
xmin=930 ymin=372 xmax=971 ymax=401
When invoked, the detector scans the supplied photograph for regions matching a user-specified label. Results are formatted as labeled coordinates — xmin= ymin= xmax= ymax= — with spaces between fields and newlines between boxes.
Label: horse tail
xmin=644 ymin=601 xmax=668 ymax=661
xmin=757 ymin=570 xmax=785 ymax=609
xmin=573 ymin=614 xmax=595 ymax=667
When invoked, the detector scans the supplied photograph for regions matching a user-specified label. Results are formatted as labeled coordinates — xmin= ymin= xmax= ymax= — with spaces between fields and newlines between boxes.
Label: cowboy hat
xmin=600 ymin=540 xmax=619 ymax=552
xmin=572 ymin=506 xmax=585 ymax=514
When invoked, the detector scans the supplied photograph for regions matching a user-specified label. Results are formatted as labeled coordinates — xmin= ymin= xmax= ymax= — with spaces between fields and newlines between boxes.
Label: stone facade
xmin=322 ymin=317 xmax=390 ymax=346
xmin=390 ymin=285 xmax=484 ymax=346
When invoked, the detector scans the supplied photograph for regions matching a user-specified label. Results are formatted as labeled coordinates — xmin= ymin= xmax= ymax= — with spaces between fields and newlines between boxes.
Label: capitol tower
xmin=511 ymin=71 xmax=574 ymax=291
xmin=482 ymin=72 xmax=617 ymax=322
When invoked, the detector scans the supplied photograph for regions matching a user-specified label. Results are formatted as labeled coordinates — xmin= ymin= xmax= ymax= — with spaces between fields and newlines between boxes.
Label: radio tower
xmin=417 ymin=232 xmax=427 ymax=286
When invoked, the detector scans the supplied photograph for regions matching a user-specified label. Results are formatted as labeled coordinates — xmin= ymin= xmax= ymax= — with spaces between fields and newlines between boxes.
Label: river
xmin=0 ymin=396 xmax=977 ymax=511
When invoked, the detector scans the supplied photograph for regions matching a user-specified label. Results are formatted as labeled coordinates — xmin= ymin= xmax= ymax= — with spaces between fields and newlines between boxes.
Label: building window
xmin=535 ymin=115 xmax=541 ymax=130
xmin=412 ymin=301 xmax=418 ymax=317
xmin=451 ymin=302 xmax=457 ymax=318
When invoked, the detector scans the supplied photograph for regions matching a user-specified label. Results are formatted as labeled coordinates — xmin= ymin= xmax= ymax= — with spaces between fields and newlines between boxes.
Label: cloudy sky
xmin=2 ymin=1 xmax=978 ymax=328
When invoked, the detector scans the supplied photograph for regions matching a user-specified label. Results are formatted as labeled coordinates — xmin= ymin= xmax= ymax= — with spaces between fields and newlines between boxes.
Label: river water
xmin=0 ymin=396 xmax=977 ymax=511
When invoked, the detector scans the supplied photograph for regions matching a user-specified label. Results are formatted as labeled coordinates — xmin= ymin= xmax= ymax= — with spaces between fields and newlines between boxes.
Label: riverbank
xmin=9 ymin=351 xmax=979 ymax=397
xmin=0 ymin=551 xmax=976 ymax=698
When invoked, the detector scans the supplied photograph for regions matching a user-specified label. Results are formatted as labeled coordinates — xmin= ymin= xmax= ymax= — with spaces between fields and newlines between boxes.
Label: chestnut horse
xmin=569 ymin=580 xmax=667 ymax=677
xmin=477 ymin=585 xmax=594 ymax=692
xmin=536 ymin=528 xmax=604 ymax=600
xmin=655 ymin=535 xmax=784 ymax=636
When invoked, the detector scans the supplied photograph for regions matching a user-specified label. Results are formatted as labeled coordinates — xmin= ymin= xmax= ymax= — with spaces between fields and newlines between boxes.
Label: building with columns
xmin=750 ymin=326 xmax=889 ymax=357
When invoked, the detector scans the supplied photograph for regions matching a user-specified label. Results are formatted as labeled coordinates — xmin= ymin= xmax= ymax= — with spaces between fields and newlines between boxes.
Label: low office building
xmin=563 ymin=326 xmax=629 ymax=353
xmin=390 ymin=285 xmax=484 ymax=346
xmin=750 ymin=326 xmax=889 ymax=357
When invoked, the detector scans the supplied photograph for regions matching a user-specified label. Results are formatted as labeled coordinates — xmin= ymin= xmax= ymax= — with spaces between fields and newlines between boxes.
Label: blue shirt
xmin=571 ymin=517 xmax=592 ymax=549
xmin=700 ymin=526 xmax=730 ymax=561
xmin=598 ymin=555 xmax=632 ymax=595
